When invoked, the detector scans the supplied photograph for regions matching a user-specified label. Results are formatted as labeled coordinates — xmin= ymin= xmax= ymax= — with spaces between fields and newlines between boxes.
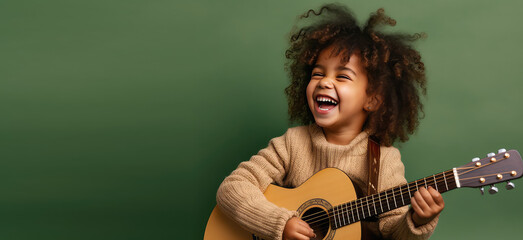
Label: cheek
xmin=306 ymin=81 xmax=315 ymax=107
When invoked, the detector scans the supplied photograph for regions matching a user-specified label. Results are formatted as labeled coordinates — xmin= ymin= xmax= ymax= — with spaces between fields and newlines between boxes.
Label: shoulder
xmin=378 ymin=145 xmax=407 ymax=188
xmin=279 ymin=125 xmax=312 ymax=142
xmin=267 ymin=125 xmax=314 ymax=156
xmin=263 ymin=125 xmax=311 ymax=150
xmin=380 ymin=145 xmax=401 ymax=161
xmin=379 ymin=145 xmax=405 ymax=173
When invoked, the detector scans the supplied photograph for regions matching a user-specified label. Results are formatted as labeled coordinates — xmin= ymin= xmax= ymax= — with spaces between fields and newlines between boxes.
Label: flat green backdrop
xmin=2 ymin=0 xmax=523 ymax=239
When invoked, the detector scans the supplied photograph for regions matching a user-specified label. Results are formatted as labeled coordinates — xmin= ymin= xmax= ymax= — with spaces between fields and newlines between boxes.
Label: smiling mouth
xmin=316 ymin=96 xmax=338 ymax=111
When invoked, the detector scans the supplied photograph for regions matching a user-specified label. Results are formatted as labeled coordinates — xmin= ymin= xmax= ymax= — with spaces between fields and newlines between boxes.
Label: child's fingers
xmin=428 ymin=186 xmax=445 ymax=207
xmin=411 ymin=196 xmax=423 ymax=215
xmin=296 ymin=225 xmax=316 ymax=238
xmin=298 ymin=219 xmax=315 ymax=237
xmin=297 ymin=219 xmax=310 ymax=228
xmin=418 ymin=187 xmax=437 ymax=207
xmin=285 ymin=231 xmax=310 ymax=240
xmin=297 ymin=220 xmax=315 ymax=237
xmin=284 ymin=217 xmax=314 ymax=240
xmin=413 ymin=188 xmax=430 ymax=213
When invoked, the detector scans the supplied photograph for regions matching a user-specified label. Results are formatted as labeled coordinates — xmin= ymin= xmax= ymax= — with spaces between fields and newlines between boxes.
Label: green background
xmin=2 ymin=0 xmax=522 ymax=239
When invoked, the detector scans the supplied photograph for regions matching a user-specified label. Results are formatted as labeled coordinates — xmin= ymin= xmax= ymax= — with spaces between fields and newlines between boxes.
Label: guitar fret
xmin=344 ymin=203 xmax=349 ymax=225
xmin=338 ymin=207 xmax=343 ymax=227
xmin=433 ymin=174 xmax=438 ymax=191
xmin=339 ymin=205 xmax=343 ymax=226
xmin=379 ymin=192 xmax=384 ymax=213
xmin=354 ymin=199 xmax=361 ymax=221
xmin=357 ymin=200 xmax=362 ymax=221
xmin=443 ymin=171 xmax=449 ymax=191
xmin=350 ymin=203 xmax=356 ymax=222
xmin=332 ymin=206 xmax=338 ymax=228
xmin=392 ymin=187 xmax=397 ymax=208
xmin=342 ymin=204 xmax=347 ymax=226
xmin=361 ymin=199 xmax=365 ymax=218
xmin=366 ymin=197 xmax=371 ymax=217
xmin=357 ymin=202 xmax=361 ymax=222
xmin=372 ymin=195 xmax=377 ymax=215
xmin=328 ymin=169 xmax=459 ymax=230
xmin=339 ymin=204 xmax=344 ymax=226
xmin=385 ymin=190 xmax=390 ymax=211
xmin=400 ymin=185 xmax=405 ymax=205
xmin=341 ymin=203 xmax=346 ymax=225
xmin=347 ymin=203 xmax=352 ymax=224
xmin=339 ymin=205 xmax=343 ymax=227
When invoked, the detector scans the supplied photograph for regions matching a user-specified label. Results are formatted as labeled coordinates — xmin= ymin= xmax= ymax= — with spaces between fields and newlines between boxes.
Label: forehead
xmin=315 ymin=45 xmax=365 ymax=70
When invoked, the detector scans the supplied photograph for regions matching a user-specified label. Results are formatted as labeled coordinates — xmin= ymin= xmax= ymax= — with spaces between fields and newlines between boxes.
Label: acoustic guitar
xmin=204 ymin=149 xmax=523 ymax=240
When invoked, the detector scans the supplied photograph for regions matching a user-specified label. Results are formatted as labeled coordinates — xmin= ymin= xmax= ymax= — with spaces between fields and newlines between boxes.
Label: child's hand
xmin=283 ymin=217 xmax=316 ymax=240
xmin=411 ymin=186 xmax=444 ymax=227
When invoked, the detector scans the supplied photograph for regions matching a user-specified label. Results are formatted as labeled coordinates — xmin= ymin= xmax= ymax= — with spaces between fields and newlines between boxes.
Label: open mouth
xmin=316 ymin=96 xmax=338 ymax=111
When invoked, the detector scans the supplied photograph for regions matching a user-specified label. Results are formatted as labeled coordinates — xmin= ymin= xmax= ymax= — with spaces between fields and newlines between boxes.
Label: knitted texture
xmin=216 ymin=124 xmax=438 ymax=240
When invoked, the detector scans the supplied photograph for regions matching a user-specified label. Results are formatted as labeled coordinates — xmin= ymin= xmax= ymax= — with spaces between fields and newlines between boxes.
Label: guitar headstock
xmin=456 ymin=149 xmax=523 ymax=193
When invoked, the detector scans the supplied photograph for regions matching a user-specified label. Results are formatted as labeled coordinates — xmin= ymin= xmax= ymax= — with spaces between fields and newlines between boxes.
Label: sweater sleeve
xmin=215 ymin=130 xmax=297 ymax=240
xmin=378 ymin=148 xmax=439 ymax=240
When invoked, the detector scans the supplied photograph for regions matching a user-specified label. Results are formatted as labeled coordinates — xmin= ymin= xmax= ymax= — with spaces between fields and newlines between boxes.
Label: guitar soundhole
xmin=301 ymin=207 xmax=330 ymax=240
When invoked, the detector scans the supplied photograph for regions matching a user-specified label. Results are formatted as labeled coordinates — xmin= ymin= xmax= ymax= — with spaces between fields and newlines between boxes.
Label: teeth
xmin=316 ymin=96 xmax=338 ymax=104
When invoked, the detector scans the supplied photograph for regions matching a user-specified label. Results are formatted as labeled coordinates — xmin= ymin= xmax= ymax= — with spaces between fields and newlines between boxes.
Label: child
xmin=216 ymin=3 xmax=444 ymax=240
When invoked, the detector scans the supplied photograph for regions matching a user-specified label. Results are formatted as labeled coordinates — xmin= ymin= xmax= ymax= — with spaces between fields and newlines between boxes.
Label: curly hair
xmin=284 ymin=3 xmax=427 ymax=146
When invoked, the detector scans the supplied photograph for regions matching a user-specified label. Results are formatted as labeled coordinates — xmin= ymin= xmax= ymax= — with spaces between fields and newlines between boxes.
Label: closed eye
xmin=337 ymin=75 xmax=351 ymax=80
xmin=311 ymin=72 xmax=324 ymax=78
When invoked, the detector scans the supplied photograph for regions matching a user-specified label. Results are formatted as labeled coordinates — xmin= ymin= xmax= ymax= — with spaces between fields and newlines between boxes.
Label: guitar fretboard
xmin=329 ymin=169 xmax=457 ymax=229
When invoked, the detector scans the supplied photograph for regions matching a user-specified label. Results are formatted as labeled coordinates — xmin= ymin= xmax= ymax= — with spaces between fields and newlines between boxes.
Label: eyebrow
xmin=313 ymin=64 xmax=357 ymax=76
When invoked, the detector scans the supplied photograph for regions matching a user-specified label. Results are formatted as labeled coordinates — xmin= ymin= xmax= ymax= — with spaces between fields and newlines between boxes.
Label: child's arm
xmin=216 ymin=132 xmax=297 ymax=240
xmin=376 ymin=148 xmax=441 ymax=240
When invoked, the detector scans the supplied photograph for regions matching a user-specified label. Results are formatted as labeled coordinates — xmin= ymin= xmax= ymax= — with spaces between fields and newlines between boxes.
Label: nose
xmin=318 ymin=77 xmax=333 ymax=89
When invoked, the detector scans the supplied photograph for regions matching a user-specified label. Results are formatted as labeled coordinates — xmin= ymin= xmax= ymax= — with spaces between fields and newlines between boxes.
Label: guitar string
xmin=302 ymin=157 xmax=510 ymax=230
xmin=337 ymin=169 xmax=459 ymax=222
xmin=305 ymin=162 xmax=509 ymax=227
xmin=303 ymin=176 xmax=448 ymax=226
xmin=305 ymin=157 xmax=509 ymax=225
xmin=255 ymin=158 xmax=509 ymax=238
xmin=329 ymin=163 xmax=510 ymax=224
xmin=300 ymin=170 xmax=452 ymax=224
xmin=304 ymin=180 xmax=448 ymax=227
xmin=458 ymin=171 xmax=514 ymax=181
xmin=301 ymin=170 xmax=454 ymax=225
xmin=455 ymin=156 xmax=509 ymax=176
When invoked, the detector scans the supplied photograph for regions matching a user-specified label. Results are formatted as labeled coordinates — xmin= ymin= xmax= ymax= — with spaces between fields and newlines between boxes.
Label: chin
xmin=313 ymin=118 xmax=336 ymax=129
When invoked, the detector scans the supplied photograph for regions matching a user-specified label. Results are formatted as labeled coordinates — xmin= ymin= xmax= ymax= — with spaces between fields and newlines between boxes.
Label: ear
xmin=365 ymin=94 xmax=382 ymax=112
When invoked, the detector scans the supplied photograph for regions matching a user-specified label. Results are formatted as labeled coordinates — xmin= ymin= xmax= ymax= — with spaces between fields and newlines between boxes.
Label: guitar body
xmin=204 ymin=168 xmax=361 ymax=240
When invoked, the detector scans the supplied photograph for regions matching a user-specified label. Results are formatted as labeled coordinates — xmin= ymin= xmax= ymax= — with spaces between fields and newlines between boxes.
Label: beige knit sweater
xmin=216 ymin=124 xmax=438 ymax=240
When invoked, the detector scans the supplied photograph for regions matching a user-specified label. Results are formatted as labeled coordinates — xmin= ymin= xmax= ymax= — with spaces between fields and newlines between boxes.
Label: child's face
xmin=306 ymin=45 xmax=371 ymax=133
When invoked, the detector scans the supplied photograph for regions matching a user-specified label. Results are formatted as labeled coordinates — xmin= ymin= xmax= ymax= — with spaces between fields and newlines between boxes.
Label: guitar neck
xmin=330 ymin=169 xmax=457 ymax=229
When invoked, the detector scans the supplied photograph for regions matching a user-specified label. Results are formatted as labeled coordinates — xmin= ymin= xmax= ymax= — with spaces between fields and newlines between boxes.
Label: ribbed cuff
xmin=405 ymin=208 xmax=439 ymax=236
xmin=268 ymin=209 xmax=299 ymax=240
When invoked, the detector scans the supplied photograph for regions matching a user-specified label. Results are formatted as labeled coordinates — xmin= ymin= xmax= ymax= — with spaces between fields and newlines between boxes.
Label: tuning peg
xmin=489 ymin=185 xmax=499 ymax=194
xmin=487 ymin=152 xmax=496 ymax=157
xmin=480 ymin=187 xmax=484 ymax=195
xmin=506 ymin=181 xmax=515 ymax=190
xmin=472 ymin=157 xmax=480 ymax=162
xmin=498 ymin=148 xmax=507 ymax=154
